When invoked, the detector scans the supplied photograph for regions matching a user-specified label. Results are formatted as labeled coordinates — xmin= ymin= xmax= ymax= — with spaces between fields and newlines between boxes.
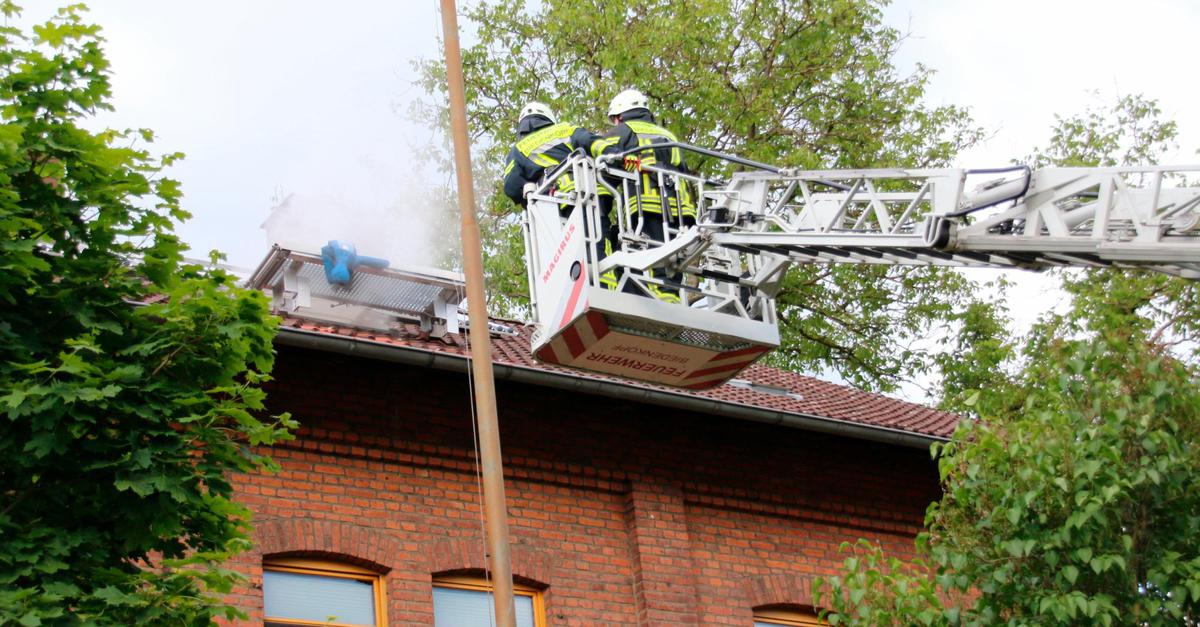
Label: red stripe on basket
xmin=586 ymin=312 xmax=610 ymax=340
xmin=682 ymin=359 xmax=755 ymax=380
xmin=682 ymin=379 xmax=725 ymax=390
xmin=562 ymin=324 xmax=586 ymax=358
xmin=558 ymin=267 xmax=587 ymax=329
xmin=536 ymin=344 xmax=560 ymax=365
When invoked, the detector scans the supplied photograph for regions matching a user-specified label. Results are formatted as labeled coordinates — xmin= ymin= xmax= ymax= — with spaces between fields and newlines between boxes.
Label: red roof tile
xmin=278 ymin=315 xmax=960 ymax=441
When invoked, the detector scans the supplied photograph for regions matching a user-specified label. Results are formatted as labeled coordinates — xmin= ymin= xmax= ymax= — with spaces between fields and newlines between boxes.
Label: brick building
xmin=226 ymin=304 xmax=956 ymax=626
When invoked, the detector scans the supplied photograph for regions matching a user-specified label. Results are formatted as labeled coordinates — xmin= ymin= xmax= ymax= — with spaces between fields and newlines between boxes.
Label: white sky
xmin=880 ymin=0 xmax=1200 ymax=335
xmin=26 ymin=1 xmax=452 ymax=269
xmin=882 ymin=0 xmax=1200 ymax=168
xmin=16 ymin=0 xmax=1200 ymax=394
xmin=20 ymin=0 xmax=1196 ymax=269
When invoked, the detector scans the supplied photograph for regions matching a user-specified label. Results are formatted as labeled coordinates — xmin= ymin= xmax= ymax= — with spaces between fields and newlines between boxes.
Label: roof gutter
xmin=276 ymin=327 xmax=946 ymax=450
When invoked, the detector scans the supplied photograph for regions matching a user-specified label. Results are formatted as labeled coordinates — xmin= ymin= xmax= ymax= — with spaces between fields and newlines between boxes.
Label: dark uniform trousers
xmin=591 ymin=115 xmax=695 ymax=303
xmin=504 ymin=122 xmax=616 ymax=290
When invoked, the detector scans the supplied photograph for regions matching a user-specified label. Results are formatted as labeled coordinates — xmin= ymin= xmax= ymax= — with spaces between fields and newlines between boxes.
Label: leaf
xmin=1004 ymin=539 xmax=1025 ymax=558
xmin=23 ymin=431 xmax=62 ymax=458
xmin=0 ymin=388 xmax=28 ymax=411
xmin=113 ymin=477 xmax=154 ymax=497
xmin=1077 ymin=459 xmax=1101 ymax=479
xmin=92 ymin=586 xmax=136 ymax=605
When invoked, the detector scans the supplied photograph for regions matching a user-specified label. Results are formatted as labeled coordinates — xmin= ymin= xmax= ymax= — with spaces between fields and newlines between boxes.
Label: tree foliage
xmin=816 ymin=95 xmax=1200 ymax=625
xmin=0 ymin=4 xmax=294 ymax=624
xmin=821 ymin=336 xmax=1200 ymax=626
xmin=416 ymin=0 xmax=990 ymax=391
xmin=1025 ymin=94 xmax=1200 ymax=370
xmin=1025 ymin=93 xmax=1179 ymax=169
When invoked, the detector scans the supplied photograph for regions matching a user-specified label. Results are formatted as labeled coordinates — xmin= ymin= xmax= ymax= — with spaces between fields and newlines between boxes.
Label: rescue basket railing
xmin=522 ymin=147 xmax=785 ymax=330
xmin=519 ymin=145 xmax=785 ymax=389
xmin=592 ymin=143 xmax=790 ymax=319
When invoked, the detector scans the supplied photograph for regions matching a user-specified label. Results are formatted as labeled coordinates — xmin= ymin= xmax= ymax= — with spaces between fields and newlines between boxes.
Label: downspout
xmin=275 ymin=327 xmax=947 ymax=450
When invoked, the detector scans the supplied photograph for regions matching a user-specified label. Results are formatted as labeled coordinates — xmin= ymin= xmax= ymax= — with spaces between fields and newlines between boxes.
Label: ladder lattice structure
xmin=708 ymin=164 xmax=1200 ymax=279
xmin=519 ymin=145 xmax=1200 ymax=389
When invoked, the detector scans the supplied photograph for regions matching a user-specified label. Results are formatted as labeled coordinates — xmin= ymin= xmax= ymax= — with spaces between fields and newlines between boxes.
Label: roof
xmin=276 ymin=315 xmax=960 ymax=443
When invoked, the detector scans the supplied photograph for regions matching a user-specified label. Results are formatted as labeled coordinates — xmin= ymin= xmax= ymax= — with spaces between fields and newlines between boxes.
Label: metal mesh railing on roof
xmin=249 ymin=247 xmax=464 ymax=320
xmin=285 ymin=263 xmax=456 ymax=315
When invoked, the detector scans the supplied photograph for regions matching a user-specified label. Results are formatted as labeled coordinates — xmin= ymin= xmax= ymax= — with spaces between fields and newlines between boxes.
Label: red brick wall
xmin=228 ymin=345 xmax=940 ymax=625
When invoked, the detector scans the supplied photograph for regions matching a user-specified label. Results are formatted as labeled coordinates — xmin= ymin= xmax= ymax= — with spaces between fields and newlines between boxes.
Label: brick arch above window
xmin=255 ymin=517 xmax=398 ymax=573
xmin=744 ymin=573 xmax=817 ymax=609
xmin=429 ymin=537 xmax=553 ymax=588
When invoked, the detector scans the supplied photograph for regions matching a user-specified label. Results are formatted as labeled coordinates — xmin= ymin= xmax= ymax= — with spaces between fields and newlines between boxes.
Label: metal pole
xmin=438 ymin=2 xmax=517 ymax=626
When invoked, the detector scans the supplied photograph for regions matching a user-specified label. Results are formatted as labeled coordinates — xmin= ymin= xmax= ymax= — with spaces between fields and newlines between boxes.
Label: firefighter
xmin=502 ymin=101 xmax=615 ymax=288
xmin=502 ymin=101 xmax=596 ymax=208
xmin=591 ymin=89 xmax=695 ymax=303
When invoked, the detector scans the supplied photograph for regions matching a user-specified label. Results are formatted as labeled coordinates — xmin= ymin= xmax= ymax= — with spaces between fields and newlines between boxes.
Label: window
xmin=754 ymin=606 xmax=823 ymax=626
xmin=264 ymin=558 xmax=386 ymax=627
xmin=432 ymin=575 xmax=544 ymax=627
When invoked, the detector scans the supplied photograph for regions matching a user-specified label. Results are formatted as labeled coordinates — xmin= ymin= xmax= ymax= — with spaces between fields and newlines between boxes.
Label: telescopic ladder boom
xmin=706 ymin=163 xmax=1200 ymax=278
xmin=519 ymin=145 xmax=1200 ymax=389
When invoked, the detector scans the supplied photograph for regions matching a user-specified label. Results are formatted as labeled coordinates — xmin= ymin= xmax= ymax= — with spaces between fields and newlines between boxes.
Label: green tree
xmin=0 ymin=4 xmax=294 ymax=624
xmin=416 ymin=0 xmax=989 ymax=391
xmin=936 ymin=94 xmax=1198 ymax=417
xmin=820 ymin=339 xmax=1200 ymax=626
xmin=815 ymin=95 xmax=1200 ymax=626
xmin=1025 ymin=93 xmax=1179 ymax=169
xmin=1023 ymin=94 xmax=1200 ymax=373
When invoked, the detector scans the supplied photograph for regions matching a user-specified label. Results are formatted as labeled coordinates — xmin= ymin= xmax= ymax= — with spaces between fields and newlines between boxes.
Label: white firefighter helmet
xmin=518 ymin=101 xmax=556 ymax=124
xmin=608 ymin=89 xmax=649 ymax=118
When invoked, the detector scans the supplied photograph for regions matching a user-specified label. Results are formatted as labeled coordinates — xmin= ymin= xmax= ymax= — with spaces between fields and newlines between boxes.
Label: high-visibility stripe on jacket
xmin=502 ymin=123 xmax=597 ymax=207
xmin=592 ymin=116 xmax=694 ymax=218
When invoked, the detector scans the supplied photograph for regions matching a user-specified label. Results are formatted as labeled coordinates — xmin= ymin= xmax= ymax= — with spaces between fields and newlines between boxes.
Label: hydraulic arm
xmin=519 ymin=145 xmax=1200 ymax=388
xmin=705 ymin=162 xmax=1200 ymax=279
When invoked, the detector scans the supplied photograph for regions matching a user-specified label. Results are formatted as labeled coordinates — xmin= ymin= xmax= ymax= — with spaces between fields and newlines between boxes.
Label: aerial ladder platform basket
xmin=522 ymin=156 xmax=780 ymax=389
xmin=522 ymin=144 xmax=1200 ymax=390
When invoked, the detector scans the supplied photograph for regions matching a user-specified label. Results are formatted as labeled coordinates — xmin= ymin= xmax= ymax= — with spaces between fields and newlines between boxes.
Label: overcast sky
xmin=16 ymin=0 xmax=1200 ymax=389
xmin=882 ymin=0 xmax=1200 ymax=168
xmin=21 ymin=0 xmax=1196 ymax=271
xmin=879 ymin=0 xmax=1200 ymax=335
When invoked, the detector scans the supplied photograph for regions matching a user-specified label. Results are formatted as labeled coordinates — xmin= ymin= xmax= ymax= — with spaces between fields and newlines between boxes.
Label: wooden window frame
xmin=264 ymin=557 xmax=387 ymax=627
xmin=432 ymin=575 xmax=546 ymax=627
xmin=754 ymin=606 xmax=824 ymax=626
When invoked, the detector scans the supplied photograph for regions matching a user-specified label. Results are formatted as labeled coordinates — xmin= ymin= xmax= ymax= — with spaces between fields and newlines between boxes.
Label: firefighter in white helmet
xmin=502 ymin=101 xmax=598 ymax=208
xmin=502 ymin=101 xmax=615 ymax=289
xmin=590 ymin=89 xmax=695 ymax=303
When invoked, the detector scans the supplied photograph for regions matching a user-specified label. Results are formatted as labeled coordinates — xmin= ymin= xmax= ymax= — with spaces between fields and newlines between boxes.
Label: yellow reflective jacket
xmin=591 ymin=114 xmax=694 ymax=218
xmin=502 ymin=122 xmax=597 ymax=207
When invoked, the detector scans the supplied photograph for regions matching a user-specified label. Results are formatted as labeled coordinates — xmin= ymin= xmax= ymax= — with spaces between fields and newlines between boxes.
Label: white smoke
xmin=261 ymin=153 xmax=457 ymax=271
